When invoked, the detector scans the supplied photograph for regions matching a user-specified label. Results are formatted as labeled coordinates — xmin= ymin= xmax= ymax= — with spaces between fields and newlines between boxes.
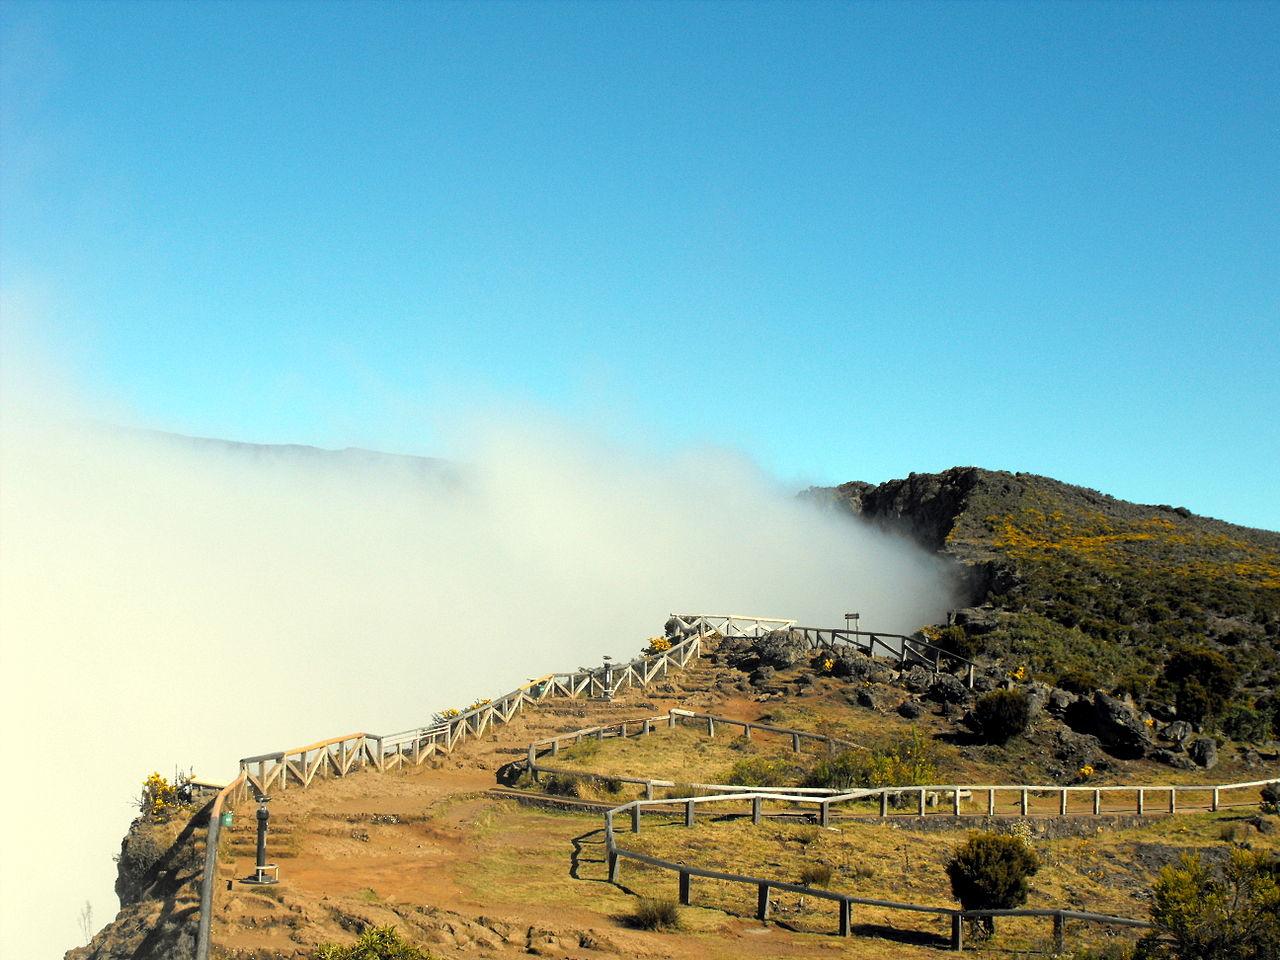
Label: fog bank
xmin=0 ymin=405 xmax=956 ymax=957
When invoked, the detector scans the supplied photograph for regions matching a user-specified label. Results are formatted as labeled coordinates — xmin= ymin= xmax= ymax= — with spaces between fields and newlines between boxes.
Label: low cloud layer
xmin=0 ymin=388 xmax=956 ymax=956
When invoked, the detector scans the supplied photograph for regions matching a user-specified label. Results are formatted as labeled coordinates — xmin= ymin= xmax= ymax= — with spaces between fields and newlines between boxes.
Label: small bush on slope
xmin=946 ymin=832 xmax=1039 ymax=935
xmin=314 ymin=926 xmax=433 ymax=960
xmin=1134 ymin=849 xmax=1280 ymax=960
xmin=971 ymin=689 xmax=1033 ymax=744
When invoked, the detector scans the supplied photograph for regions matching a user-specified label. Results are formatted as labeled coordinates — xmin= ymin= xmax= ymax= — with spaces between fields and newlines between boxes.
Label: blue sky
xmin=2 ymin=0 xmax=1277 ymax=529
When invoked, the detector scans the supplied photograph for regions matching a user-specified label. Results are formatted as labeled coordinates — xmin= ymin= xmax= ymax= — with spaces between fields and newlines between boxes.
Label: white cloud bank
xmin=0 ymin=366 xmax=957 ymax=957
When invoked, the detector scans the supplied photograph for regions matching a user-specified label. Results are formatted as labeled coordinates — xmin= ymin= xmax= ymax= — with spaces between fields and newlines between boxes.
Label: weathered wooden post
xmin=1137 ymin=788 xmax=1145 ymax=816
xmin=1168 ymin=788 xmax=1176 ymax=814
xmin=953 ymin=788 xmax=962 ymax=816
xmin=951 ymin=913 xmax=964 ymax=951
xmin=820 ymin=800 xmax=831 ymax=827
xmin=707 ymin=716 xmax=715 ymax=737
xmin=1052 ymin=912 xmax=1065 ymax=954
xmin=1020 ymin=788 xmax=1029 ymax=816
xmin=678 ymin=870 xmax=691 ymax=905
xmin=1059 ymin=789 xmax=1068 ymax=816
xmin=987 ymin=789 xmax=996 ymax=816
xmin=752 ymin=795 xmax=763 ymax=825
xmin=645 ymin=781 xmax=655 ymax=800
xmin=839 ymin=898 xmax=852 ymax=936
xmin=642 ymin=719 xmax=651 ymax=736
xmin=756 ymin=882 xmax=770 ymax=920
xmin=918 ymin=788 xmax=927 ymax=816
xmin=792 ymin=732 xmax=801 ymax=753
xmin=880 ymin=791 xmax=889 ymax=817
xmin=1211 ymin=787 xmax=1220 ymax=812
xmin=1093 ymin=789 xmax=1101 ymax=815
xmin=608 ymin=850 xmax=619 ymax=883
xmin=685 ymin=800 xmax=695 ymax=827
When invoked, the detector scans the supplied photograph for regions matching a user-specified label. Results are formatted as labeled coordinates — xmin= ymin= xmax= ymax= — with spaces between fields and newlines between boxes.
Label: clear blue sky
xmin=3 ymin=1 xmax=1277 ymax=529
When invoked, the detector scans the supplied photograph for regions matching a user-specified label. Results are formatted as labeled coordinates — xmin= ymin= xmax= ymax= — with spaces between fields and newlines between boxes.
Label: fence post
xmin=1211 ymin=787 xmax=1219 ymax=812
xmin=820 ymin=801 xmax=830 ymax=827
xmin=642 ymin=719 xmax=651 ymax=736
xmin=1169 ymin=788 xmax=1176 ymax=814
xmin=953 ymin=788 xmax=961 ymax=816
xmin=669 ymin=710 xmax=677 ymax=729
xmin=752 ymin=795 xmax=763 ymax=825
xmin=551 ymin=739 xmax=560 ymax=757
xmin=839 ymin=898 xmax=852 ymax=936
xmin=1059 ymin=789 xmax=1068 ymax=816
xmin=608 ymin=850 xmax=619 ymax=883
xmin=679 ymin=870 xmax=691 ymax=905
xmin=707 ymin=717 xmax=715 ymax=738
xmin=742 ymin=722 xmax=752 ymax=741
xmin=988 ymin=789 xmax=996 ymax=816
xmin=951 ymin=913 xmax=964 ymax=951
xmin=792 ymin=733 xmax=801 ymax=753
xmin=756 ymin=882 xmax=770 ymax=920
xmin=685 ymin=800 xmax=695 ymax=827
xmin=880 ymin=791 xmax=889 ymax=817
xmin=1053 ymin=912 xmax=1065 ymax=954
xmin=967 ymin=663 xmax=975 ymax=688
xmin=1020 ymin=789 xmax=1029 ymax=816
xmin=1093 ymin=789 xmax=1101 ymax=815
xmin=918 ymin=789 xmax=927 ymax=816
xmin=645 ymin=781 xmax=655 ymax=800
xmin=632 ymin=804 xmax=641 ymax=833
xmin=1137 ymin=789 xmax=1145 ymax=816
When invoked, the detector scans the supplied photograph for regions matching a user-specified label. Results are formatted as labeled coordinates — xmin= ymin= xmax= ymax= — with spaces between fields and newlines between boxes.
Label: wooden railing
xmin=195 ymin=771 xmax=248 ymax=960
xmin=236 ymin=629 xmax=707 ymax=795
xmin=524 ymin=707 xmax=864 ymax=798
xmin=669 ymin=613 xmax=979 ymax=686
xmin=597 ymin=776 xmax=1279 ymax=951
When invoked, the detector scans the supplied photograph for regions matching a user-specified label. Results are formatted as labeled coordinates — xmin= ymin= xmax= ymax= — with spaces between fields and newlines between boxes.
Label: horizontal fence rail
xmin=668 ymin=614 xmax=979 ymax=687
xmin=597 ymin=777 xmax=1272 ymax=952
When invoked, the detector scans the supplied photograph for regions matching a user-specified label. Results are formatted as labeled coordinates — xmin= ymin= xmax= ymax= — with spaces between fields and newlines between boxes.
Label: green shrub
xmin=542 ymin=775 xmax=583 ymax=798
xmin=1261 ymin=783 xmax=1280 ymax=815
xmin=628 ymin=897 xmax=681 ymax=930
xmin=946 ymin=832 xmax=1040 ymax=935
xmin=972 ymin=690 xmax=1033 ymax=744
xmin=937 ymin=625 xmax=983 ymax=659
xmin=1134 ymin=850 xmax=1280 ymax=960
xmin=805 ymin=727 xmax=937 ymax=790
xmin=1162 ymin=648 xmax=1239 ymax=724
xmin=723 ymin=756 xmax=796 ymax=787
xmin=798 ymin=863 xmax=833 ymax=886
xmin=1222 ymin=704 xmax=1272 ymax=743
xmin=314 ymin=926 xmax=432 ymax=960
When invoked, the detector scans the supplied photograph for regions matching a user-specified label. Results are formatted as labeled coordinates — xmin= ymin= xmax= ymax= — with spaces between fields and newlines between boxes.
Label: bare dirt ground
xmin=209 ymin=650 xmax=1277 ymax=959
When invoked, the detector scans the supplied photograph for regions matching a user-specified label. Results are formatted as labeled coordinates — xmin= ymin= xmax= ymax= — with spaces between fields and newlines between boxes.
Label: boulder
xmin=856 ymin=688 xmax=881 ymax=711
xmin=898 ymin=700 xmax=923 ymax=719
xmin=902 ymin=666 xmax=933 ymax=693
xmin=1064 ymin=692 xmax=1153 ymax=759
xmin=1188 ymin=737 xmax=1218 ymax=770
xmin=1151 ymin=748 xmax=1196 ymax=770
xmin=749 ymin=666 xmax=776 ymax=687
xmin=927 ymin=673 xmax=970 ymax=704
xmin=754 ymin=630 xmax=809 ymax=670
xmin=1047 ymin=688 xmax=1077 ymax=717
xmin=1052 ymin=729 xmax=1106 ymax=771
xmin=831 ymin=648 xmax=874 ymax=680
xmin=1161 ymin=720 xmax=1195 ymax=748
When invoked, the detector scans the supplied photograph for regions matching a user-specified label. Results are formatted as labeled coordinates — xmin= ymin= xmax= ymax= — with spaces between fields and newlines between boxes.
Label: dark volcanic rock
xmin=1160 ymin=721 xmax=1195 ymax=748
xmin=927 ymin=673 xmax=970 ymax=704
xmin=754 ymin=630 xmax=809 ymax=669
xmin=1151 ymin=748 xmax=1196 ymax=770
xmin=902 ymin=666 xmax=933 ymax=693
xmin=1065 ymin=692 xmax=1153 ymax=759
xmin=749 ymin=666 xmax=776 ymax=687
xmin=1188 ymin=737 xmax=1219 ymax=770
xmin=1047 ymin=688 xmax=1077 ymax=717
xmin=898 ymin=700 xmax=923 ymax=719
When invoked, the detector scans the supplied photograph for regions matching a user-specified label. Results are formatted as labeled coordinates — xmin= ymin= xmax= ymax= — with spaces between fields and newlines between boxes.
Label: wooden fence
xmin=669 ymin=613 xmax=979 ymax=687
xmin=237 ymin=628 xmax=706 ymax=795
xmin=599 ymin=777 xmax=1278 ymax=952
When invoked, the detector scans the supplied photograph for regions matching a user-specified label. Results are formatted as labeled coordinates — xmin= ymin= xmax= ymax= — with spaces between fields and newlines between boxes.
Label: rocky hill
xmin=806 ymin=467 xmax=1280 ymax=730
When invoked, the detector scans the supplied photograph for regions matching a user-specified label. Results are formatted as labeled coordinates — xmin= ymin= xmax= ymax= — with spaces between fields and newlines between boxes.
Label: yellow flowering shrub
xmin=644 ymin=636 xmax=673 ymax=654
